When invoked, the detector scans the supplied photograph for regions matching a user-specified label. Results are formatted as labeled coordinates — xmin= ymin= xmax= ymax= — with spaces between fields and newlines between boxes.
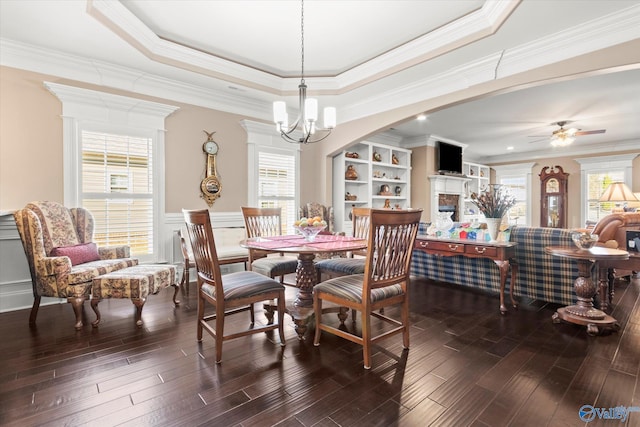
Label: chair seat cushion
xmin=201 ymin=271 xmax=285 ymax=300
xmin=67 ymin=258 xmax=139 ymax=285
xmin=315 ymin=274 xmax=403 ymax=303
xmin=316 ymin=257 xmax=365 ymax=275
xmin=251 ymin=255 xmax=298 ymax=277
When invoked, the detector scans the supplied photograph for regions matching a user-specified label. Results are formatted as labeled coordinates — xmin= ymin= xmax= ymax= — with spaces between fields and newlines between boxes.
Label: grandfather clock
xmin=540 ymin=165 xmax=568 ymax=228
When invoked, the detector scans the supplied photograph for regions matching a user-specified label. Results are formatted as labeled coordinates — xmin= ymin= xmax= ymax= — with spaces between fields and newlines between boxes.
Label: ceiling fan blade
xmin=575 ymin=129 xmax=606 ymax=136
xmin=528 ymin=135 xmax=548 ymax=137
xmin=528 ymin=138 xmax=547 ymax=144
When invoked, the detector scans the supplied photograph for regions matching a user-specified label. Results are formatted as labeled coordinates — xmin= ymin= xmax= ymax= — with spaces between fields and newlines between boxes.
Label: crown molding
xmin=88 ymin=0 xmax=518 ymax=95
xmin=0 ymin=39 xmax=273 ymax=122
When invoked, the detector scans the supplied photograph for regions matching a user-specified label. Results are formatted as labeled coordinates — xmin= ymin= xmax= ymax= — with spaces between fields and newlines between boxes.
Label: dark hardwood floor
xmin=1 ymin=273 xmax=638 ymax=427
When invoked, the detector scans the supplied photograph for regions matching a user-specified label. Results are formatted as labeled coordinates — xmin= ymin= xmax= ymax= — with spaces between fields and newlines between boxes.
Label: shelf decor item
xmin=345 ymin=165 xmax=358 ymax=180
xmin=345 ymin=192 xmax=357 ymax=201
xmin=471 ymin=184 xmax=516 ymax=241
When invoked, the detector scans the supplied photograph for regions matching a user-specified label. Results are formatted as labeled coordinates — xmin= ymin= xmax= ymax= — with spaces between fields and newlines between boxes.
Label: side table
xmin=545 ymin=246 xmax=628 ymax=335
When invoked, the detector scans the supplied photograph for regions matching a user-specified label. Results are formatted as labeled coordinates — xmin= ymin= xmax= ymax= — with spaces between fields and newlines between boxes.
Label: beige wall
xmin=1 ymin=66 xmax=64 ymax=208
xmin=164 ymin=105 xmax=250 ymax=213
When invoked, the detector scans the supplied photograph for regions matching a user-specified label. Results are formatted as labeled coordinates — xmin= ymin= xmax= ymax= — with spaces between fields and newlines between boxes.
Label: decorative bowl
xmin=571 ymin=232 xmax=599 ymax=250
xmin=294 ymin=224 xmax=326 ymax=242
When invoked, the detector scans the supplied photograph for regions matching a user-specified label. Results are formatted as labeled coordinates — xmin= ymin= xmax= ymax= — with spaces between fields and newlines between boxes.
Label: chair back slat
xmin=183 ymin=209 xmax=223 ymax=297
xmin=363 ymin=209 xmax=421 ymax=292
xmin=241 ymin=207 xmax=284 ymax=238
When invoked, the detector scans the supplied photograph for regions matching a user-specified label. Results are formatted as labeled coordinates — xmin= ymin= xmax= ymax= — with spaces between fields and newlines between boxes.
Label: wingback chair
xmin=14 ymin=201 xmax=138 ymax=329
xmin=299 ymin=202 xmax=335 ymax=233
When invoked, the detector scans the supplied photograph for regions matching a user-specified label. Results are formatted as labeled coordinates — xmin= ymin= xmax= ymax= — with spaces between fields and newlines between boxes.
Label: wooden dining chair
xmin=183 ymin=209 xmax=286 ymax=364
xmin=177 ymin=230 xmax=196 ymax=297
xmin=315 ymin=207 xmax=370 ymax=281
xmin=241 ymin=207 xmax=298 ymax=284
xmin=313 ymin=209 xmax=422 ymax=369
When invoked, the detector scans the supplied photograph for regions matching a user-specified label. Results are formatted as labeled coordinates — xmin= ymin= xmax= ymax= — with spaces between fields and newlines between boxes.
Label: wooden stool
xmin=91 ymin=264 xmax=179 ymax=327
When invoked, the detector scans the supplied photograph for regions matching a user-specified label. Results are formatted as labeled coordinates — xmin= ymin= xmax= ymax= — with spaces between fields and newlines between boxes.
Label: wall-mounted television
xmin=436 ymin=141 xmax=463 ymax=175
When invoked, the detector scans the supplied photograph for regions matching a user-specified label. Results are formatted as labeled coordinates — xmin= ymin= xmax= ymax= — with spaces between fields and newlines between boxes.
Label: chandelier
xmin=273 ymin=0 xmax=336 ymax=144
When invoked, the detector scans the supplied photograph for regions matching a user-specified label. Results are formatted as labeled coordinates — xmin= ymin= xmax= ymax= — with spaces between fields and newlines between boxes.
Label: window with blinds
xmin=81 ymin=130 xmax=154 ymax=256
xmin=586 ymin=171 xmax=624 ymax=222
xmin=257 ymin=151 xmax=296 ymax=234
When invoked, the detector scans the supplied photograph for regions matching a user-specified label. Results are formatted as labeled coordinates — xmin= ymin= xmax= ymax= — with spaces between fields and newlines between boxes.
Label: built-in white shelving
xmin=333 ymin=141 xmax=412 ymax=233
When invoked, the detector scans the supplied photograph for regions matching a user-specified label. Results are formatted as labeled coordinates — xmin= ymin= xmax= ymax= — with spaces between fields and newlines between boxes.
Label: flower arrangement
xmin=470 ymin=184 xmax=516 ymax=218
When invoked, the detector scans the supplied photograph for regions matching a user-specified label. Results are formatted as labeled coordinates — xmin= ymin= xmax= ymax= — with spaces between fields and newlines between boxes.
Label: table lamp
xmin=599 ymin=182 xmax=639 ymax=211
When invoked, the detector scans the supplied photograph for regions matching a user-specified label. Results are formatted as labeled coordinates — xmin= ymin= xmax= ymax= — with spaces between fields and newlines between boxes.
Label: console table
xmin=414 ymin=236 xmax=517 ymax=314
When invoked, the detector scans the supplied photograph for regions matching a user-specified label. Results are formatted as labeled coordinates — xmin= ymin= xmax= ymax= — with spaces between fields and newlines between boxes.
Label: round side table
xmin=545 ymin=246 xmax=628 ymax=336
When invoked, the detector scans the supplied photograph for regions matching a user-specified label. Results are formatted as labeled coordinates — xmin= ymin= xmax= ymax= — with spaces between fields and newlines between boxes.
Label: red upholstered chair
xmin=14 ymin=201 xmax=137 ymax=329
xmin=313 ymin=209 xmax=422 ymax=369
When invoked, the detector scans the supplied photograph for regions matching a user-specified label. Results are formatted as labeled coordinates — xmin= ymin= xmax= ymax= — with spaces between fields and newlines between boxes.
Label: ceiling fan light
xmin=550 ymin=134 xmax=575 ymax=147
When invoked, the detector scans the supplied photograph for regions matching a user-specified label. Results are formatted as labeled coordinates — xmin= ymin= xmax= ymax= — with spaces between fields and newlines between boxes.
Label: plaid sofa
xmin=410 ymin=224 xmax=580 ymax=306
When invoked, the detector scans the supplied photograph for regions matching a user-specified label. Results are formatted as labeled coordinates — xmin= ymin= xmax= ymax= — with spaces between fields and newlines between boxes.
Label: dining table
xmin=241 ymin=233 xmax=368 ymax=339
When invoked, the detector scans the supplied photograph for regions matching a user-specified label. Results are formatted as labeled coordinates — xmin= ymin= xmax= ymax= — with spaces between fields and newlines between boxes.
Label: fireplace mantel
xmin=428 ymin=175 xmax=470 ymax=222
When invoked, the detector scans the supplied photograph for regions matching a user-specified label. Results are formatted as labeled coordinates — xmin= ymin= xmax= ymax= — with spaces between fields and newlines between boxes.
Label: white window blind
xmin=257 ymin=151 xmax=296 ymax=234
xmin=81 ymin=130 xmax=154 ymax=256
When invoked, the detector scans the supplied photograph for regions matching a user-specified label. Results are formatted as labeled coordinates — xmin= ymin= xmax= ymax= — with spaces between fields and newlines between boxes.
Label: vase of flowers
xmin=470 ymin=184 xmax=516 ymax=241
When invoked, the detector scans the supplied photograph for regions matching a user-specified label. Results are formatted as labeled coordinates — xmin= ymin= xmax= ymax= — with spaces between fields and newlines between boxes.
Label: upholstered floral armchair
xmin=14 ymin=201 xmax=138 ymax=329
xmin=298 ymin=202 xmax=335 ymax=233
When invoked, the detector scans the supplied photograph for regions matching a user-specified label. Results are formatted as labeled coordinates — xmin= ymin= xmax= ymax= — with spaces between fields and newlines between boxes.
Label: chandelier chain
xmin=300 ymin=0 xmax=305 ymax=84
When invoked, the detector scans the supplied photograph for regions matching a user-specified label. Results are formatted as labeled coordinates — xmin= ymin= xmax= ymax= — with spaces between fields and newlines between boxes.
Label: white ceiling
xmin=1 ymin=0 xmax=639 ymax=163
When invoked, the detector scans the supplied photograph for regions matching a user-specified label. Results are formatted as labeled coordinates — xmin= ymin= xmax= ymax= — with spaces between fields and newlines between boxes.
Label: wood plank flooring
xmin=1 ymin=274 xmax=638 ymax=426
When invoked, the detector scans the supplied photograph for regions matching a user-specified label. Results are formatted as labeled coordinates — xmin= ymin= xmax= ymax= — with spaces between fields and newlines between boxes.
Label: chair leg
xmin=215 ymin=308 xmax=225 ymax=364
xmin=313 ymin=294 xmax=322 ymax=346
xmin=263 ymin=301 xmax=276 ymax=324
xmin=91 ymin=298 xmax=101 ymax=327
xmin=182 ymin=265 xmax=190 ymax=297
xmin=69 ymin=296 xmax=85 ymax=330
xmin=29 ymin=295 xmax=41 ymax=325
xmin=171 ymin=283 xmax=180 ymax=306
xmin=362 ymin=310 xmax=372 ymax=369
xmin=250 ymin=302 xmax=255 ymax=324
xmin=197 ymin=292 xmax=205 ymax=342
xmin=277 ymin=292 xmax=286 ymax=346
xmin=132 ymin=298 xmax=146 ymax=327
xmin=401 ymin=299 xmax=410 ymax=349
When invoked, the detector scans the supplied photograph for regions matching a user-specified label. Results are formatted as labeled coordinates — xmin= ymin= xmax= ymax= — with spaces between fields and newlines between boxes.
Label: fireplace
xmin=438 ymin=194 xmax=460 ymax=221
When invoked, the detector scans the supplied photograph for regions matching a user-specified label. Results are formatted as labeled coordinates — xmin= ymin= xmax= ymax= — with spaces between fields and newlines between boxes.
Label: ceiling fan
xmin=529 ymin=120 xmax=606 ymax=147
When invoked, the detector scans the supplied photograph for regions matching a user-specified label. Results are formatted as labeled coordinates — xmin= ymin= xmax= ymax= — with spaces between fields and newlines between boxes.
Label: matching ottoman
xmin=91 ymin=264 xmax=179 ymax=327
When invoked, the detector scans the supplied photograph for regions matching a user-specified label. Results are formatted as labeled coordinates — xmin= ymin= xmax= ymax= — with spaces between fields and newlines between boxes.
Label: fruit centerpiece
xmin=294 ymin=216 xmax=327 ymax=242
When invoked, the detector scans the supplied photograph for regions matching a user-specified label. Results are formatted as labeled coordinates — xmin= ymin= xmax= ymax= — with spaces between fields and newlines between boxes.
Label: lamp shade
xmin=598 ymin=182 xmax=639 ymax=202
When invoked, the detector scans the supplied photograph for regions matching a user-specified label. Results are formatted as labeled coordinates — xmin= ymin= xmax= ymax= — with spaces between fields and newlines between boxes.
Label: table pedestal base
xmin=552 ymin=307 xmax=619 ymax=336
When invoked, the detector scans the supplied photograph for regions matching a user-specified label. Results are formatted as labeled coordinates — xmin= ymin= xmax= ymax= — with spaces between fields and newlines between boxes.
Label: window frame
xmin=492 ymin=162 xmax=536 ymax=226
xmin=576 ymin=154 xmax=637 ymax=225
xmin=242 ymin=120 xmax=300 ymax=234
xmin=44 ymin=82 xmax=178 ymax=263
